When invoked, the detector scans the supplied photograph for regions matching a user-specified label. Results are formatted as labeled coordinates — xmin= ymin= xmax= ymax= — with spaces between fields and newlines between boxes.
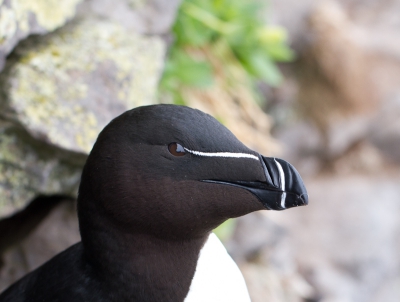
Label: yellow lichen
xmin=12 ymin=0 xmax=82 ymax=32
xmin=7 ymin=19 xmax=165 ymax=154
xmin=0 ymin=5 xmax=164 ymax=216
xmin=0 ymin=128 xmax=82 ymax=217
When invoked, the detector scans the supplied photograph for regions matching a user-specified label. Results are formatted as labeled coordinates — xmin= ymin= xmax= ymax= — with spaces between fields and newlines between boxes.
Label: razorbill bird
xmin=0 ymin=105 xmax=308 ymax=302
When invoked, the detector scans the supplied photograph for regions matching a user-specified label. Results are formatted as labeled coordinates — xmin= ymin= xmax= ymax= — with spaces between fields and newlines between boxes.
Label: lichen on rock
xmin=14 ymin=0 xmax=82 ymax=31
xmin=0 ymin=15 xmax=166 ymax=217
xmin=0 ymin=0 xmax=83 ymax=70
xmin=0 ymin=124 xmax=84 ymax=218
xmin=2 ymin=18 xmax=165 ymax=154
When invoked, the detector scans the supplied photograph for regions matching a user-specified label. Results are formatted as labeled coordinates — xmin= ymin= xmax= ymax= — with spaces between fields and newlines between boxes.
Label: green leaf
xmin=264 ymin=44 xmax=295 ymax=62
xmin=245 ymin=52 xmax=283 ymax=86
xmin=161 ymin=50 xmax=214 ymax=89
xmin=181 ymin=2 xmax=240 ymax=35
xmin=258 ymin=26 xmax=289 ymax=45
xmin=176 ymin=53 xmax=213 ymax=87
xmin=174 ymin=12 xmax=214 ymax=46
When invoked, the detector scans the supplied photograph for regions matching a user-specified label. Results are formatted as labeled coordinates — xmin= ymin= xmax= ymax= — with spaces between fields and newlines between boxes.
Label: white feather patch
xmin=184 ymin=233 xmax=251 ymax=302
xmin=184 ymin=148 xmax=259 ymax=161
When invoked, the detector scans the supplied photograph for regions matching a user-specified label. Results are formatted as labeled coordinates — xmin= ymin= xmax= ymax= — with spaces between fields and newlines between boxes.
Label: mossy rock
xmin=0 ymin=123 xmax=85 ymax=218
xmin=0 ymin=18 xmax=166 ymax=217
xmin=0 ymin=0 xmax=83 ymax=71
xmin=1 ymin=18 xmax=165 ymax=154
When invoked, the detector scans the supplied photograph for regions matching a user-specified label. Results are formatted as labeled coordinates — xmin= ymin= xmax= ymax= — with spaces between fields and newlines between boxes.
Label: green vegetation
xmin=160 ymin=0 xmax=294 ymax=104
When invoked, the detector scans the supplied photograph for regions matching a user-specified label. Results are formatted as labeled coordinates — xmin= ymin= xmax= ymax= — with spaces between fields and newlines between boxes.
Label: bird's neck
xmin=82 ymin=224 xmax=207 ymax=302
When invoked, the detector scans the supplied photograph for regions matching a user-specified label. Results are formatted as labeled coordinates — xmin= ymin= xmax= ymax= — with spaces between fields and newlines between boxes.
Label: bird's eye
xmin=168 ymin=142 xmax=186 ymax=156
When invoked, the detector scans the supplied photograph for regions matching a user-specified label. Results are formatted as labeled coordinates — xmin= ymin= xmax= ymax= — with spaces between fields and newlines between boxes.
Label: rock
xmin=267 ymin=0 xmax=315 ymax=51
xmin=0 ymin=123 xmax=84 ymax=218
xmin=265 ymin=2 xmax=400 ymax=299
xmin=1 ymin=18 xmax=165 ymax=154
xmin=240 ymin=263 xmax=315 ymax=302
xmin=227 ymin=212 xmax=316 ymax=302
xmin=296 ymin=1 xmax=376 ymax=132
xmin=0 ymin=199 xmax=80 ymax=292
xmin=274 ymin=173 xmax=400 ymax=302
xmin=77 ymin=0 xmax=182 ymax=35
xmin=369 ymin=95 xmax=400 ymax=164
xmin=267 ymin=0 xmax=400 ymax=173
xmin=275 ymin=120 xmax=323 ymax=177
xmin=0 ymin=0 xmax=83 ymax=71
xmin=331 ymin=140 xmax=385 ymax=175
xmin=269 ymin=0 xmax=400 ymax=53
xmin=227 ymin=212 xmax=286 ymax=263
xmin=0 ymin=17 xmax=166 ymax=217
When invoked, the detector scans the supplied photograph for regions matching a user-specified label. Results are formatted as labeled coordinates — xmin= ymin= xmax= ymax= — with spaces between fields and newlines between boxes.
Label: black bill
xmin=203 ymin=156 xmax=308 ymax=211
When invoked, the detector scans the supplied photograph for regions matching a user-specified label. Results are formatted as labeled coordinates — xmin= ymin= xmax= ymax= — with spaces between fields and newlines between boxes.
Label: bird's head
xmin=78 ymin=105 xmax=308 ymax=240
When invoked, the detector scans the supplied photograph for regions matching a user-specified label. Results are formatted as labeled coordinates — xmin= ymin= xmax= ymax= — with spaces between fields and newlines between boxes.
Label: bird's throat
xmin=82 ymin=224 xmax=208 ymax=302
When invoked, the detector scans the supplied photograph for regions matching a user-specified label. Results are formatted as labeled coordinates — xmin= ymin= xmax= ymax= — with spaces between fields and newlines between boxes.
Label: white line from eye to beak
xmin=274 ymin=158 xmax=286 ymax=209
xmin=183 ymin=148 xmax=259 ymax=161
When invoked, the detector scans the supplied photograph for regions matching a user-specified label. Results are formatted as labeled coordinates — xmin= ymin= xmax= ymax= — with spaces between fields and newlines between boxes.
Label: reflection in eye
xmin=168 ymin=143 xmax=186 ymax=156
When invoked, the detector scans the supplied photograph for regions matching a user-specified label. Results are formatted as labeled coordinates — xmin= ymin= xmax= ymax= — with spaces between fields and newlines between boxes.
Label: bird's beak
xmin=202 ymin=156 xmax=308 ymax=211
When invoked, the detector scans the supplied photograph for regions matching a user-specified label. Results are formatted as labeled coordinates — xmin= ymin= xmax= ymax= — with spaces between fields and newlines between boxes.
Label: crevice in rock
xmin=0 ymin=194 xmax=75 ymax=269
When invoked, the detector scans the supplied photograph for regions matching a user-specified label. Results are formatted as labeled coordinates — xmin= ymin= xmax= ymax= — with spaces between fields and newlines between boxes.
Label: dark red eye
xmin=168 ymin=142 xmax=186 ymax=156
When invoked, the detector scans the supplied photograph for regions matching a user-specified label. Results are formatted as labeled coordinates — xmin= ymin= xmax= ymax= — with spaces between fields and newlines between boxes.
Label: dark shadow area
xmin=0 ymin=195 xmax=74 ymax=268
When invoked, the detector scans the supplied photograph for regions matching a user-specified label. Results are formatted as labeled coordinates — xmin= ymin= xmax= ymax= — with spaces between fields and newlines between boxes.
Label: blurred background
xmin=0 ymin=0 xmax=399 ymax=301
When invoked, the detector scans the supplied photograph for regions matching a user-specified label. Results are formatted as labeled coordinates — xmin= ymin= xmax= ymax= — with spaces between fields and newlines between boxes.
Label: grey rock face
xmin=0 ymin=10 xmax=168 ymax=217
xmin=227 ymin=213 xmax=315 ymax=302
xmin=269 ymin=0 xmax=400 ymax=173
xmin=0 ymin=123 xmax=84 ymax=218
xmin=0 ymin=0 xmax=83 ymax=71
xmin=77 ymin=0 xmax=182 ymax=35
xmin=277 ymin=174 xmax=400 ymax=302
xmin=369 ymin=95 xmax=400 ymax=164
xmin=267 ymin=1 xmax=400 ymax=301
xmin=1 ymin=18 xmax=165 ymax=154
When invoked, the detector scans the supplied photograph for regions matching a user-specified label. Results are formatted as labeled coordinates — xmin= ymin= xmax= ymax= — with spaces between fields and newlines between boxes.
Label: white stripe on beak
xmin=274 ymin=159 xmax=286 ymax=209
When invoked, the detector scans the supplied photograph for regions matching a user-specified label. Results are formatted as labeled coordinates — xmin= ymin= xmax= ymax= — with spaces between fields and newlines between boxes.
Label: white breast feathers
xmin=184 ymin=233 xmax=251 ymax=302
